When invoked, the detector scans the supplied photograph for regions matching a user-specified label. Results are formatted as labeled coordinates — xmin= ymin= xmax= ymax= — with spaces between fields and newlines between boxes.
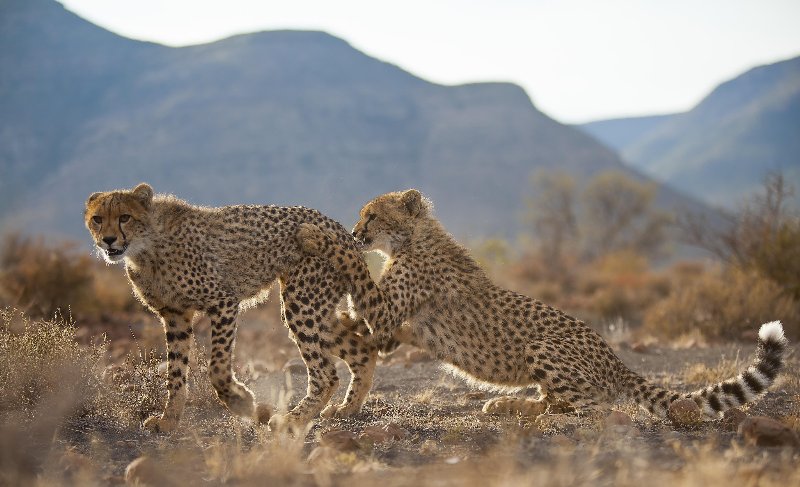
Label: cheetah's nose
xmin=103 ymin=236 xmax=117 ymax=246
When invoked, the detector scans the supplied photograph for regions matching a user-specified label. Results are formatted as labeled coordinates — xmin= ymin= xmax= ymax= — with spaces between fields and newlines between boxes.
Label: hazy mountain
xmin=579 ymin=57 xmax=800 ymax=208
xmin=579 ymin=114 xmax=674 ymax=153
xmin=1 ymin=0 xmax=711 ymax=243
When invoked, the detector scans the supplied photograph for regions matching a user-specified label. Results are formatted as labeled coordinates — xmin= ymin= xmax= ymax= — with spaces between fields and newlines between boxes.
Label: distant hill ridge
xmin=579 ymin=56 xmax=800 ymax=209
xmin=1 ymin=0 xmax=711 ymax=242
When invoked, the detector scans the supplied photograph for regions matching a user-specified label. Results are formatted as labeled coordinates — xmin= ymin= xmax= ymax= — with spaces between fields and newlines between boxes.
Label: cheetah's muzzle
xmin=105 ymin=244 xmax=127 ymax=257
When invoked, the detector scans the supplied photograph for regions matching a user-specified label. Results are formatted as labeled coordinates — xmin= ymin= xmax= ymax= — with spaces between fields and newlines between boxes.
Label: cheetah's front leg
xmin=206 ymin=300 xmax=260 ymax=420
xmin=324 ymin=320 xmax=415 ymax=418
xmin=144 ymin=308 xmax=194 ymax=433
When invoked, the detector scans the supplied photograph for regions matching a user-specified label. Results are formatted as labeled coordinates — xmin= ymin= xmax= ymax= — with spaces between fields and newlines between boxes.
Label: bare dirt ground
xmin=30 ymin=334 xmax=798 ymax=486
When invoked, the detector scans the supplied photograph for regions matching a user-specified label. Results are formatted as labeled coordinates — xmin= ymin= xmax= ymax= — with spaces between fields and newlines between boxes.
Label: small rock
xmin=721 ymin=408 xmax=747 ymax=432
xmin=465 ymin=391 xmax=487 ymax=400
xmin=383 ymin=422 xmax=408 ymax=439
xmin=738 ymin=416 xmax=800 ymax=448
xmin=419 ymin=439 xmax=438 ymax=455
xmin=604 ymin=411 xmax=635 ymax=435
xmin=360 ymin=422 xmax=408 ymax=444
xmin=321 ymin=429 xmax=360 ymax=452
xmin=282 ymin=358 xmax=307 ymax=375
xmin=630 ymin=342 xmax=649 ymax=354
xmin=360 ymin=426 xmax=390 ymax=444
xmin=125 ymin=456 xmax=163 ymax=486
xmin=668 ymin=399 xmax=703 ymax=425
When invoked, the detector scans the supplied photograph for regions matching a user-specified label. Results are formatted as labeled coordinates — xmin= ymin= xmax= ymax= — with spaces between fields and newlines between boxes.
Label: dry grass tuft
xmin=1 ymin=304 xmax=799 ymax=486
xmin=682 ymin=352 xmax=746 ymax=385
xmin=0 ymin=308 xmax=103 ymax=419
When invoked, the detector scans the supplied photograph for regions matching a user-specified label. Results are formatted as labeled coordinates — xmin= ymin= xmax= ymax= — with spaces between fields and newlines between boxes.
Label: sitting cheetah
xmin=85 ymin=183 xmax=376 ymax=432
xmin=296 ymin=189 xmax=787 ymax=419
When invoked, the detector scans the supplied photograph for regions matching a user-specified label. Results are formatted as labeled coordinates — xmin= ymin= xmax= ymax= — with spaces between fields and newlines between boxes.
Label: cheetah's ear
xmin=132 ymin=183 xmax=154 ymax=207
xmin=401 ymin=189 xmax=424 ymax=216
xmin=86 ymin=192 xmax=102 ymax=206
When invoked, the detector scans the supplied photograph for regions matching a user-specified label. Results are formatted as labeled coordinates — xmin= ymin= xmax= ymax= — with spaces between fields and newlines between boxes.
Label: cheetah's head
xmin=85 ymin=183 xmax=154 ymax=264
xmin=353 ymin=189 xmax=432 ymax=255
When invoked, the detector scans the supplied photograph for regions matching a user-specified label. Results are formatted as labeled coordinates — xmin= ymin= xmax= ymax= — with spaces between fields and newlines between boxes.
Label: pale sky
xmin=59 ymin=0 xmax=800 ymax=124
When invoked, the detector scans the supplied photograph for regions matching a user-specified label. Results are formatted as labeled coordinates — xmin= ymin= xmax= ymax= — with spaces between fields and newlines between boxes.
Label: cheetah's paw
xmin=143 ymin=414 xmax=178 ymax=433
xmin=321 ymin=402 xmax=362 ymax=419
xmin=217 ymin=382 xmax=257 ymax=418
xmin=268 ymin=412 xmax=311 ymax=435
xmin=481 ymin=397 xmax=548 ymax=417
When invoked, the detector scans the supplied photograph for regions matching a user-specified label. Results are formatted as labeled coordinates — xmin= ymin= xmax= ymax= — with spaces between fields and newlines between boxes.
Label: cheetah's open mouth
xmin=106 ymin=244 xmax=128 ymax=257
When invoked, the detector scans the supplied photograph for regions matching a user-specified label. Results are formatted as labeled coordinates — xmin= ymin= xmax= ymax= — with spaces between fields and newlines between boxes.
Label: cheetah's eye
xmin=92 ymin=216 xmax=103 ymax=225
xmin=119 ymin=214 xmax=131 ymax=223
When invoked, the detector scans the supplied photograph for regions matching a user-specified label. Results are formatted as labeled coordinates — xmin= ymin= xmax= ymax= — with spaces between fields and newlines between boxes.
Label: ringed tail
xmin=627 ymin=321 xmax=787 ymax=418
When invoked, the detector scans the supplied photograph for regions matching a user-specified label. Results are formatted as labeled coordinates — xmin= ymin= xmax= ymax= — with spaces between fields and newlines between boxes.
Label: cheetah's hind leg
xmin=321 ymin=314 xmax=378 ymax=418
xmin=269 ymin=267 xmax=343 ymax=432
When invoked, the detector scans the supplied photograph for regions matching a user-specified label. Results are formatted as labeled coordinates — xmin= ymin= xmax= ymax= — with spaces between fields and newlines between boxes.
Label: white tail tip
xmin=758 ymin=321 xmax=785 ymax=342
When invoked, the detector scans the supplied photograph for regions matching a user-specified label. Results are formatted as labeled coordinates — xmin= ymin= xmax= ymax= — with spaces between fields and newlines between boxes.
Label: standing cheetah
xmin=85 ymin=183 xmax=376 ymax=432
xmin=295 ymin=189 xmax=787 ymax=419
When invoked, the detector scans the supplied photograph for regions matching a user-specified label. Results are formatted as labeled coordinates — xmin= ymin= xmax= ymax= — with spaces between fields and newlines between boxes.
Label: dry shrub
xmin=97 ymin=336 xmax=249 ymax=428
xmin=470 ymin=238 xmax=513 ymax=274
xmin=1 ymin=307 xmax=168 ymax=429
xmin=96 ymin=349 xmax=165 ymax=427
xmin=577 ymin=251 xmax=670 ymax=324
xmin=643 ymin=266 xmax=800 ymax=340
xmin=0 ymin=233 xmax=137 ymax=320
xmin=682 ymin=172 xmax=800 ymax=300
xmin=0 ymin=308 xmax=103 ymax=420
xmin=0 ymin=307 xmax=110 ymax=485
xmin=512 ymin=249 xmax=670 ymax=325
xmin=89 ymin=263 xmax=138 ymax=315
xmin=508 ymin=250 xmax=584 ymax=310
xmin=0 ymin=234 xmax=94 ymax=317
